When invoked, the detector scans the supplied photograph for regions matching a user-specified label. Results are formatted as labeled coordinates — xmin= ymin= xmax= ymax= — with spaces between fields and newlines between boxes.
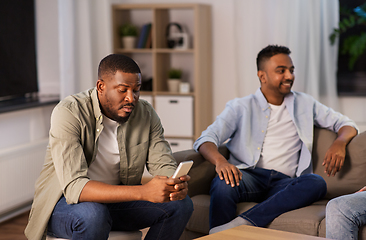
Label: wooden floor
xmin=0 ymin=211 xmax=29 ymax=240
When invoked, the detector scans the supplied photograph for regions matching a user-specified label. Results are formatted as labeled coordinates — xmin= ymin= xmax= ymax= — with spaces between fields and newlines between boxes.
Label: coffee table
xmin=195 ymin=225 xmax=328 ymax=240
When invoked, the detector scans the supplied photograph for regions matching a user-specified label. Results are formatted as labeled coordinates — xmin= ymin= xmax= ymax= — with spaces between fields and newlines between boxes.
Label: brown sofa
xmin=173 ymin=127 xmax=366 ymax=239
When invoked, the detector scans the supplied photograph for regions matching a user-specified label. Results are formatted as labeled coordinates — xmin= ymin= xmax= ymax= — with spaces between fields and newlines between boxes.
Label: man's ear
xmin=96 ymin=79 xmax=105 ymax=93
xmin=257 ymin=70 xmax=266 ymax=84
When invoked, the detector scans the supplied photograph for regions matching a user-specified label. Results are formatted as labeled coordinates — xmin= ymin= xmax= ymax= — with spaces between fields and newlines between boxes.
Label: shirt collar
xmin=91 ymin=87 xmax=103 ymax=122
xmin=255 ymin=88 xmax=294 ymax=112
xmin=255 ymin=88 xmax=270 ymax=112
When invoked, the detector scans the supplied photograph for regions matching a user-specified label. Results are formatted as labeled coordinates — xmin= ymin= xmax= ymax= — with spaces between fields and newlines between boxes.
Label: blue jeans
xmin=326 ymin=191 xmax=366 ymax=240
xmin=209 ymin=168 xmax=326 ymax=228
xmin=47 ymin=196 xmax=193 ymax=240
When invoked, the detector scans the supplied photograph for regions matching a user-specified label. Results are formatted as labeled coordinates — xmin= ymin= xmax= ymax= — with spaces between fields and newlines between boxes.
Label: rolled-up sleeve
xmin=49 ymin=105 xmax=90 ymax=204
xmin=193 ymin=100 xmax=238 ymax=152
xmin=146 ymin=104 xmax=177 ymax=177
xmin=312 ymin=98 xmax=359 ymax=133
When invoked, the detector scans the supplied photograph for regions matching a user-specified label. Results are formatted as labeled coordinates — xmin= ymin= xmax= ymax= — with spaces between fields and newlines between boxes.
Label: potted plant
xmin=329 ymin=3 xmax=366 ymax=70
xmin=167 ymin=68 xmax=182 ymax=92
xmin=119 ymin=23 xmax=138 ymax=49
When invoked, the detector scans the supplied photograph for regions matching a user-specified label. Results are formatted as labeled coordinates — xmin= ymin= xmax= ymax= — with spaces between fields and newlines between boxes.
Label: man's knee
xmin=72 ymin=202 xmax=112 ymax=233
xmin=327 ymin=193 xmax=365 ymax=218
xmin=326 ymin=197 xmax=341 ymax=216
xmin=173 ymin=196 xmax=194 ymax=219
xmin=183 ymin=196 xmax=194 ymax=213
xmin=302 ymin=174 xmax=327 ymax=197
xmin=210 ymin=176 xmax=235 ymax=196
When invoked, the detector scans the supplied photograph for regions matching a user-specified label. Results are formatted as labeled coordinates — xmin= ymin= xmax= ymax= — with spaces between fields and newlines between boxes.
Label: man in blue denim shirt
xmin=193 ymin=45 xmax=358 ymax=234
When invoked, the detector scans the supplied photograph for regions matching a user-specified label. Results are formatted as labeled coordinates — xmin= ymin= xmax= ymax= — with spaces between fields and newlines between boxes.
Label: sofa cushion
xmin=266 ymin=203 xmax=326 ymax=236
xmin=186 ymin=195 xmax=210 ymax=234
xmin=180 ymin=129 xmax=366 ymax=238
xmin=319 ymin=218 xmax=326 ymax=238
xmin=187 ymin=195 xmax=328 ymax=237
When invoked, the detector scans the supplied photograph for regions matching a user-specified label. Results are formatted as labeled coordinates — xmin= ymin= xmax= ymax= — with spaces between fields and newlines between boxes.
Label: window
xmin=337 ymin=0 xmax=366 ymax=96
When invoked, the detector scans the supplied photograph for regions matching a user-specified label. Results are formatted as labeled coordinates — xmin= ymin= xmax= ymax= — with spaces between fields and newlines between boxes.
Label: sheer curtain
xmin=57 ymin=0 xmax=340 ymax=109
xmin=234 ymin=0 xmax=340 ymax=110
xmin=58 ymin=0 xmax=111 ymax=99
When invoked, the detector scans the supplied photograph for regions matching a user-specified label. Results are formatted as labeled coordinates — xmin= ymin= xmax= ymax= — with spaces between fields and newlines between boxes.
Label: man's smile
xmin=281 ymin=80 xmax=293 ymax=88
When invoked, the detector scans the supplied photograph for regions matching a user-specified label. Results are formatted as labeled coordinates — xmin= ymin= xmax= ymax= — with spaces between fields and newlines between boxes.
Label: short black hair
xmin=256 ymin=45 xmax=291 ymax=71
xmin=98 ymin=54 xmax=141 ymax=79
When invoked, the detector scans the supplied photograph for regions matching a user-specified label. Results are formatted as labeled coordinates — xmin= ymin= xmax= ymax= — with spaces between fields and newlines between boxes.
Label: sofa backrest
xmin=174 ymin=127 xmax=366 ymax=199
xmin=312 ymin=128 xmax=366 ymax=199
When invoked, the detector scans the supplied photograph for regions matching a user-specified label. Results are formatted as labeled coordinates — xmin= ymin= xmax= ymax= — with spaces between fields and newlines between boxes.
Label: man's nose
xmin=285 ymin=70 xmax=294 ymax=80
xmin=125 ymin=90 xmax=134 ymax=102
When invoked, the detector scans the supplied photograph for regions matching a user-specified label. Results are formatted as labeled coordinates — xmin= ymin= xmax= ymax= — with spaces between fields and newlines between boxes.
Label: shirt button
xmin=257 ymin=147 xmax=260 ymax=150
xmin=266 ymin=116 xmax=268 ymax=118
xmin=97 ymin=129 xmax=100 ymax=132
xmin=262 ymin=130 xmax=264 ymax=133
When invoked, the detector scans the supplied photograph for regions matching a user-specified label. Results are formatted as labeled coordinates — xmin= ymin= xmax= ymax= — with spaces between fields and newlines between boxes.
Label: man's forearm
xmin=198 ymin=142 xmax=242 ymax=186
xmin=335 ymin=125 xmax=357 ymax=146
xmin=78 ymin=176 xmax=185 ymax=203
xmin=198 ymin=142 xmax=228 ymax=166
xmin=79 ymin=180 xmax=144 ymax=203
xmin=322 ymin=125 xmax=358 ymax=176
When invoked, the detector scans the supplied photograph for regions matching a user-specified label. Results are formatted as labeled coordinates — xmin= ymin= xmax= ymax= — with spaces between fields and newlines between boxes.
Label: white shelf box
xmin=139 ymin=95 xmax=153 ymax=106
xmin=155 ymin=95 xmax=193 ymax=137
xmin=166 ymin=138 xmax=193 ymax=153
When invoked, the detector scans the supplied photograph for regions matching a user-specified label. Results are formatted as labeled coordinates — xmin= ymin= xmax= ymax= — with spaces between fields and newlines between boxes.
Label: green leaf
xmin=341 ymin=33 xmax=366 ymax=70
xmin=168 ymin=68 xmax=182 ymax=79
xmin=357 ymin=17 xmax=365 ymax=25
xmin=343 ymin=18 xmax=351 ymax=27
xmin=330 ymin=33 xmax=337 ymax=45
xmin=119 ymin=23 xmax=138 ymax=37
xmin=339 ymin=21 xmax=346 ymax=32
xmin=340 ymin=6 xmax=352 ymax=15
xmin=329 ymin=3 xmax=366 ymax=70
xmin=349 ymin=15 xmax=356 ymax=26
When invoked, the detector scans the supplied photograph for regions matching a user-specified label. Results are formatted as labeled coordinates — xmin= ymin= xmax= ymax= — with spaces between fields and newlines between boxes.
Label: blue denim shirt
xmin=194 ymin=88 xmax=358 ymax=177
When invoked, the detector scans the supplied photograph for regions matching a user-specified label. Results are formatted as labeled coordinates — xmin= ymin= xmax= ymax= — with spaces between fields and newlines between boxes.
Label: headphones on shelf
xmin=166 ymin=23 xmax=185 ymax=49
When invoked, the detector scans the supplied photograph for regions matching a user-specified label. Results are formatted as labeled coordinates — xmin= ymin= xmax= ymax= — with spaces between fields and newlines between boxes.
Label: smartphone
xmin=172 ymin=160 xmax=194 ymax=179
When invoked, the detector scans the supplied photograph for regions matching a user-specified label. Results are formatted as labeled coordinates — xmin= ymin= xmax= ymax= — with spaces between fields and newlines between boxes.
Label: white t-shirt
xmin=256 ymin=102 xmax=302 ymax=177
xmin=87 ymin=114 xmax=121 ymax=185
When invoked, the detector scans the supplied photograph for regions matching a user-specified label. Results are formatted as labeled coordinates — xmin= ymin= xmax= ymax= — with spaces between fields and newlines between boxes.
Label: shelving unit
xmin=112 ymin=3 xmax=212 ymax=151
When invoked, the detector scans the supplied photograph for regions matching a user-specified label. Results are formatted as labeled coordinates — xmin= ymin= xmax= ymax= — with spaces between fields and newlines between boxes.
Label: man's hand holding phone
xmin=167 ymin=161 xmax=193 ymax=201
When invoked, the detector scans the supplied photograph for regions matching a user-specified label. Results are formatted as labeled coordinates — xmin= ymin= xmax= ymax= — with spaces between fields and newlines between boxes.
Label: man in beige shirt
xmin=25 ymin=54 xmax=193 ymax=240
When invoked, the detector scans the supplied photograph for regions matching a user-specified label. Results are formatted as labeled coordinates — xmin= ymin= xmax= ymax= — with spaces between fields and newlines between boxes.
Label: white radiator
xmin=0 ymin=138 xmax=48 ymax=219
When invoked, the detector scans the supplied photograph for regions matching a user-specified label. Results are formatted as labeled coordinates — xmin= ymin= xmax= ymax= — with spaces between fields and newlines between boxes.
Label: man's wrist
xmin=133 ymin=185 xmax=145 ymax=201
xmin=215 ymin=157 xmax=228 ymax=166
xmin=333 ymin=138 xmax=348 ymax=147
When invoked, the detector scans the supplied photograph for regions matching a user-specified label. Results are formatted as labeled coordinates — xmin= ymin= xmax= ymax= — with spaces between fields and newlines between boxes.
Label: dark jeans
xmin=209 ymin=168 xmax=327 ymax=229
xmin=47 ymin=195 xmax=193 ymax=240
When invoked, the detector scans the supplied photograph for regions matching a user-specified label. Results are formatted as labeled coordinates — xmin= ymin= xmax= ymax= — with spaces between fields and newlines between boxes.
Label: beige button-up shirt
xmin=25 ymin=88 xmax=177 ymax=240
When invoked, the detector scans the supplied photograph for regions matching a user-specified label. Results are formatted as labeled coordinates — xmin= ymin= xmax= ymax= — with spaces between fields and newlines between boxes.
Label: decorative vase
xmin=121 ymin=36 xmax=136 ymax=49
xmin=179 ymin=82 xmax=190 ymax=93
xmin=167 ymin=79 xmax=181 ymax=92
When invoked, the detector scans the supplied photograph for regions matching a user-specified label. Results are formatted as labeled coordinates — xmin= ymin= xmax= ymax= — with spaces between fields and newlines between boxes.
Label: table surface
xmin=195 ymin=225 xmax=329 ymax=240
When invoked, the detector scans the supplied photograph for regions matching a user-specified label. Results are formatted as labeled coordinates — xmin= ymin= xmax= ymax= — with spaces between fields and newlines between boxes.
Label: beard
xmin=112 ymin=113 xmax=130 ymax=123
xmin=103 ymin=103 xmax=134 ymax=124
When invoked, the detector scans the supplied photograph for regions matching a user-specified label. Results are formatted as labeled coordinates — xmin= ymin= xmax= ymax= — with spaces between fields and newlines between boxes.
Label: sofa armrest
xmin=173 ymin=145 xmax=230 ymax=197
xmin=312 ymin=128 xmax=366 ymax=199
xmin=173 ymin=149 xmax=215 ymax=197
